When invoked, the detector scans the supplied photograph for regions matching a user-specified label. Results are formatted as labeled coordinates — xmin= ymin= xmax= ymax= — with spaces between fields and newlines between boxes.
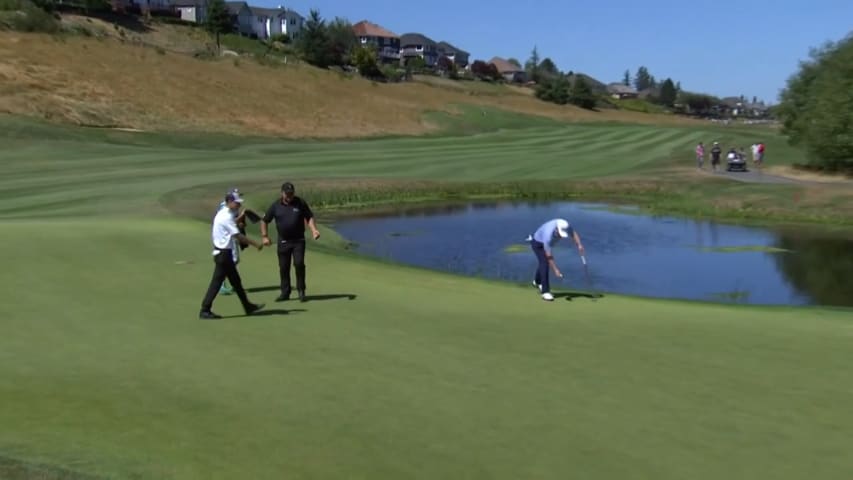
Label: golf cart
xmin=726 ymin=150 xmax=748 ymax=172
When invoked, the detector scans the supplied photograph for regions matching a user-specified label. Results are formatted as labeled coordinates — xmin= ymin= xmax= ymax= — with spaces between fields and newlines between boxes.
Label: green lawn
xmin=1 ymin=114 xmax=851 ymax=479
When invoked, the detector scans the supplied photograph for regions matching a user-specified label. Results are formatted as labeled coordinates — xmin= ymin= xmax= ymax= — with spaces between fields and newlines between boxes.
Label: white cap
xmin=556 ymin=219 xmax=570 ymax=238
xmin=225 ymin=191 xmax=244 ymax=204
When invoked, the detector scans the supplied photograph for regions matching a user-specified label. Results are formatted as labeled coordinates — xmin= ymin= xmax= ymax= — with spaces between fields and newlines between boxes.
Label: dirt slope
xmin=0 ymin=24 xmax=698 ymax=138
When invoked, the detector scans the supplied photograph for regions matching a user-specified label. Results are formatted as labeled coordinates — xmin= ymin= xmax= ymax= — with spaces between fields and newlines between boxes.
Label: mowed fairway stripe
xmin=0 ymin=124 xmax=692 ymax=218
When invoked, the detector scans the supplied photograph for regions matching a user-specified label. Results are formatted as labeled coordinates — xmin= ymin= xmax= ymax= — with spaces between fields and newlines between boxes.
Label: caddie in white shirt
xmin=199 ymin=191 xmax=266 ymax=319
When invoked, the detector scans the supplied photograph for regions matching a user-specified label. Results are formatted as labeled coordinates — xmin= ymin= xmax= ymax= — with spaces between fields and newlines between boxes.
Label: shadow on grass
xmin=552 ymin=291 xmax=604 ymax=301
xmin=245 ymin=286 xmax=357 ymax=302
xmin=222 ymin=308 xmax=306 ymax=318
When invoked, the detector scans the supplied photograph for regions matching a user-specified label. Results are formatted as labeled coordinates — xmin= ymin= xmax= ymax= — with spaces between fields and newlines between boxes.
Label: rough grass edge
xmin=160 ymin=178 xmax=853 ymax=233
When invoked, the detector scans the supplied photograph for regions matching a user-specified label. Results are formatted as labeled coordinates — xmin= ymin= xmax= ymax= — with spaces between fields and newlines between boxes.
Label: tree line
xmin=777 ymin=31 xmax=852 ymax=172
xmin=519 ymin=47 xmax=595 ymax=109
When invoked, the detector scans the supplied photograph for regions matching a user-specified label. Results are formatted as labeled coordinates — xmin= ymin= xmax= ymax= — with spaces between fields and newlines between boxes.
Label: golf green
xmin=1 ymin=115 xmax=851 ymax=479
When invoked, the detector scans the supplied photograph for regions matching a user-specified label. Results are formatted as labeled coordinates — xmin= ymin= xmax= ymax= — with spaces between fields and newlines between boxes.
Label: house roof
xmin=489 ymin=57 xmax=524 ymax=73
xmin=637 ymin=87 xmax=659 ymax=99
xmin=250 ymin=6 xmax=282 ymax=18
xmin=606 ymin=83 xmax=637 ymax=94
xmin=353 ymin=20 xmax=398 ymax=38
xmin=437 ymin=41 xmax=468 ymax=56
xmin=225 ymin=1 xmax=249 ymax=14
xmin=173 ymin=0 xmax=203 ymax=6
xmin=400 ymin=33 xmax=437 ymax=47
xmin=721 ymin=97 xmax=743 ymax=107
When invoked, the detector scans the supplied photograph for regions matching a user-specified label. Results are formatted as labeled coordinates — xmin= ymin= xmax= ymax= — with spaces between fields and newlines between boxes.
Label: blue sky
xmin=262 ymin=0 xmax=852 ymax=103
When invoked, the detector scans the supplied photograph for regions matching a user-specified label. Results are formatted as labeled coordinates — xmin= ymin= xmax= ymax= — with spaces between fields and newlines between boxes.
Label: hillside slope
xmin=0 ymin=22 xmax=697 ymax=138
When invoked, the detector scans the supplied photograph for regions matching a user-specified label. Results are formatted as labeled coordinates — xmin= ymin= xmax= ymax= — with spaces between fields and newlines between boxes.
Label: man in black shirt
xmin=261 ymin=182 xmax=321 ymax=302
xmin=710 ymin=142 xmax=722 ymax=172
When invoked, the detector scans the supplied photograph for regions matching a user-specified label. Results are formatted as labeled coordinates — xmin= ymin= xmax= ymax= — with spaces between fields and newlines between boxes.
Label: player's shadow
xmin=245 ymin=286 xmax=357 ymax=303
xmin=303 ymin=294 xmax=357 ymax=302
xmin=224 ymin=309 xmax=305 ymax=318
xmin=251 ymin=308 xmax=306 ymax=316
xmin=552 ymin=291 xmax=603 ymax=301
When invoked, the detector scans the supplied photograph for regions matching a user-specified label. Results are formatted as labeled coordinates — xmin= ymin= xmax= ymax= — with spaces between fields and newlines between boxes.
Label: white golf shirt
xmin=212 ymin=206 xmax=241 ymax=263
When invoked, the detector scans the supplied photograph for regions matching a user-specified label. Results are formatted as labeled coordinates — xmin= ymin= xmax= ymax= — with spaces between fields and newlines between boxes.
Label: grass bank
xmin=0 ymin=27 xmax=703 ymax=137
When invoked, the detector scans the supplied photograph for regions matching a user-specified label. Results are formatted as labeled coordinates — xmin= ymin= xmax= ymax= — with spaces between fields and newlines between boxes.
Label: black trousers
xmin=201 ymin=249 xmax=252 ymax=313
xmin=278 ymin=239 xmax=306 ymax=295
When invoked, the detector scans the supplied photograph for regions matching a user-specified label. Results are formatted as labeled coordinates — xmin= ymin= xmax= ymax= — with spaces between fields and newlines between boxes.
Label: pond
xmin=329 ymin=201 xmax=853 ymax=307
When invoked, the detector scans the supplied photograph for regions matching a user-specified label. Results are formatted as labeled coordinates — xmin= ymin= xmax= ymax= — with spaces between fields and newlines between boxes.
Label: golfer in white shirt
xmin=199 ymin=191 xmax=265 ymax=319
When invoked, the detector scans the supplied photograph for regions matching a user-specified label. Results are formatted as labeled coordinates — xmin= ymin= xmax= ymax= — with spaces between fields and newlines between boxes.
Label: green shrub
xmin=380 ymin=64 xmax=405 ymax=83
xmin=269 ymin=33 xmax=290 ymax=44
xmin=0 ymin=0 xmax=27 ymax=10
xmin=0 ymin=2 xmax=60 ymax=33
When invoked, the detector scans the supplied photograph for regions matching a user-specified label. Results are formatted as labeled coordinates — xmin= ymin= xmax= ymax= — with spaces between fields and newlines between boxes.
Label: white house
xmin=278 ymin=8 xmax=304 ymax=40
xmin=173 ymin=0 xmax=207 ymax=23
xmin=130 ymin=0 xmax=173 ymax=12
xmin=248 ymin=6 xmax=304 ymax=41
xmin=226 ymin=1 xmax=254 ymax=37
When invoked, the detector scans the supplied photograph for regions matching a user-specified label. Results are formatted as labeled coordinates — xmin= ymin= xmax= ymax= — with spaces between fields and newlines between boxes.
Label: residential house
xmin=278 ymin=7 xmax=304 ymax=41
xmin=248 ymin=6 xmax=303 ymax=41
xmin=129 ymin=0 xmax=174 ymax=13
xmin=400 ymin=33 xmax=439 ymax=67
xmin=637 ymin=87 xmax=659 ymax=100
xmin=352 ymin=20 xmax=400 ymax=64
xmin=489 ymin=57 xmax=526 ymax=83
xmin=436 ymin=41 xmax=469 ymax=68
xmin=173 ymin=0 xmax=207 ymax=23
xmin=226 ymin=1 xmax=254 ymax=37
xmin=607 ymin=83 xmax=639 ymax=99
xmin=249 ymin=7 xmax=280 ymax=40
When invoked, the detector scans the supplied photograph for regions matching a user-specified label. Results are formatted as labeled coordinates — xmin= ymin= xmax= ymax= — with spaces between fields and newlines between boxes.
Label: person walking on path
xmin=261 ymin=182 xmax=321 ymax=303
xmin=199 ymin=191 xmax=266 ymax=319
xmin=528 ymin=218 xmax=585 ymax=302
xmin=695 ymin=142 xmax=705 ymax=169
xmin=710 ymin=142 xmax=722 ymax=172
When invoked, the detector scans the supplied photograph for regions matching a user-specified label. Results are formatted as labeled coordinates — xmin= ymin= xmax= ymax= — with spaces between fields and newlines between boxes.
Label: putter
xmin=580 ymin=254 xmax=599 ymax=301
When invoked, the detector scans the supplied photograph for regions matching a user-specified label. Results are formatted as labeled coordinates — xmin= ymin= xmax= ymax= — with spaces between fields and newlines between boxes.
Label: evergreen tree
xmin=658 ymin=78 xmax=677 ymax=106
xmin=525 ymin=46 xmax=541 ymax=82
xmin=570 ymin=76 xmax=596 ymax=109
xmin=296 ymin=9 xmax=332 ymax=68
xmin=204 ymin=0 xmax=232 ymax=52
xmin=634 ymin=66 xmax=652 ymax=90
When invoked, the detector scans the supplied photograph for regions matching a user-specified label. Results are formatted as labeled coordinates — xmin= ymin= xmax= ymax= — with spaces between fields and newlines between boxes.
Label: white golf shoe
xmin=532 ymin=280 xmax=542 ymax=291
xmin=541 ymin=292 xmax=554 ymax=301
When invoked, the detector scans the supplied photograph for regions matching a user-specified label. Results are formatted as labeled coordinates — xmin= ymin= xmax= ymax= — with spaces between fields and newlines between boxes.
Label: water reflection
xmin=773 ymin=232 xmax=853 ymax=306
xmin=331 ymin=201 xmax=853 ymax=307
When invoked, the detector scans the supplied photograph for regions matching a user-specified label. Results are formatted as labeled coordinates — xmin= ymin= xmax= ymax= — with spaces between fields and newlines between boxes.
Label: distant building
xmin=173 ymin=0 xmax=207 ymax=23
xmin=400 ymin=33 xmax=439 ymax=67
xmin=607 ymin=83 xmax=639 ymax=99
xmin=489 ymin=57 xmax=526 ymax=83
xmin=436 ymin=41 xmax=469 ymax=68
xmin=353 ymin=20 xmax=400 ymax=64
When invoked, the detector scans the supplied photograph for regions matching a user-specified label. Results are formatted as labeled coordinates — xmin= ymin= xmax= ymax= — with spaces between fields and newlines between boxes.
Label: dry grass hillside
xmin=0 ymin=20 xmax=699 ymax=138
